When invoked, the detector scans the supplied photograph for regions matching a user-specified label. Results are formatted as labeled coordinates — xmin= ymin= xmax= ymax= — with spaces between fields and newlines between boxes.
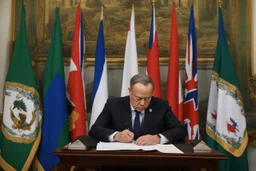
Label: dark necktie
xmin=134 ymin=111 xmax=141 ymax=140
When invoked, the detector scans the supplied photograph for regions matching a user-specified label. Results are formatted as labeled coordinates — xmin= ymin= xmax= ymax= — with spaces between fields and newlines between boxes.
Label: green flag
xmin=36 ymin=7 xmax=69 ymax=170
xmin=206 ymin=7 xmax=248 ymax=171
xmin=0 ymin=2 xmax=42 ymax=171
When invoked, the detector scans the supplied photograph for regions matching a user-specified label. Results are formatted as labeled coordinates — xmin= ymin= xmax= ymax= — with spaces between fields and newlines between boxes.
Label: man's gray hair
xmin=130 ymin=74 xmax=155 ymax=90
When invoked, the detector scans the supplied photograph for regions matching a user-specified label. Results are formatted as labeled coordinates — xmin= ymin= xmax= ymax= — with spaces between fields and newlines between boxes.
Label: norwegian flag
xmin=184 ymin=5 xmax=199 ymax=140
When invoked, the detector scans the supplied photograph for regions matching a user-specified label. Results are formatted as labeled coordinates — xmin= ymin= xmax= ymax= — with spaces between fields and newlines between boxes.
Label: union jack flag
xmin=184 ymin=5 xmax=199 ymax=140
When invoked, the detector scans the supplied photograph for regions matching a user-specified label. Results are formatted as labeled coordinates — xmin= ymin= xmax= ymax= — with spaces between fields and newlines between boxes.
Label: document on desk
xmin=96 ymin=142 xmax=183 ymax=154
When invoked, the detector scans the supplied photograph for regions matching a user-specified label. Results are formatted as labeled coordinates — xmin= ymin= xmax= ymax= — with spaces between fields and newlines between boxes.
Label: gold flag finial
xmin=218 ymin=0 xmax=222 ymax=7
xmin=24 ymin=0 xmax=27 ymax=6
xmin=56 ymin=0 xmax=60 ymax=8
xmin=152 ymin=0 xmax=155 ymax=6
xmin=101 ymin=6 xmax=104 ymax=20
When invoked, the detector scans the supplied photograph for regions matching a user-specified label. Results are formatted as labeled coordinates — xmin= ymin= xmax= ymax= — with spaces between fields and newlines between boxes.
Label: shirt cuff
xmin=159 ymin=134 xmax=168 ymax=144
xmin=108 ymin=131 xmax=118 ymax=141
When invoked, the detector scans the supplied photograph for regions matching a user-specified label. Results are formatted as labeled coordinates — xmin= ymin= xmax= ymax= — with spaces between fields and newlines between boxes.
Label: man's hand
xmin=114 ymin=130 xmax=134 ymax=143
xmin=135 ymin=134 xmax=160 ymax=145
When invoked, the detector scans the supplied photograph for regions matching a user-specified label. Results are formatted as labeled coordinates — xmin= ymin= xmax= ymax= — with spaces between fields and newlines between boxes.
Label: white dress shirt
xmin=109 ymin=104 xmax=169 ymax=144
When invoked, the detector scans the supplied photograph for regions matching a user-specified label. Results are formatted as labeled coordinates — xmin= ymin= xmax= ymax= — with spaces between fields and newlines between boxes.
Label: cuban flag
xmin=89 ymin=7 xmax=108 ymax=129
xmin=67 ymin=2 xmax=86 ymax=140
xmin=184 ymin=5 xmax=199 ymax=140
xmin=146 ymin=3 xmax=162 ymax=98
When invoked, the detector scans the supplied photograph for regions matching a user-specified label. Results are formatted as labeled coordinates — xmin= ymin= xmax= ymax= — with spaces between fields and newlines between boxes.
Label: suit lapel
xmin=142 ymin=98 xmax=155 ymax=134
xmin=121 ymin=96 xmax=133 ymax=131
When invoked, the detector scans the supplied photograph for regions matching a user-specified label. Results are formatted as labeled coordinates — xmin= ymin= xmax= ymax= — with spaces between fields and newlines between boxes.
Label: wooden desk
xmin=53 ymin=144 xmax=226 ymax=171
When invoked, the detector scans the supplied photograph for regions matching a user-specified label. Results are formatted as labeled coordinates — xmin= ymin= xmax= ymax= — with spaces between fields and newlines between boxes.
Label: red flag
xmin=166 ymin=2 xmax=183 ymax=122
xmin=67 ymin=3 xmax=86 ymax=140
xmin=146 ymin=4 xmax=162 ymax=98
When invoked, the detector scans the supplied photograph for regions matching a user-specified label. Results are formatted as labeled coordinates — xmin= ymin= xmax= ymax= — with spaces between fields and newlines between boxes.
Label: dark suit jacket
xmin=89 ymin=96 xmax=187 ymax=143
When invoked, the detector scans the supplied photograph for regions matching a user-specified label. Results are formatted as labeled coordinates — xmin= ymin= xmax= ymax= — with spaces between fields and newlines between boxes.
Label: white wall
xmin=0 ymin=0 xmax=12 ymax=113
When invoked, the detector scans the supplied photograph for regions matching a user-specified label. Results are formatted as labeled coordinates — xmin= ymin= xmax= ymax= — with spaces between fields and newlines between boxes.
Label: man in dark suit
xmin=89 ymin=74 xmax=187 ymax=145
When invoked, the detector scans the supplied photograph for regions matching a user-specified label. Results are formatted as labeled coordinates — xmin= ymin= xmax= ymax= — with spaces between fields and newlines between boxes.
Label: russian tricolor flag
xmin=90 ymin=7 xmax=108 ymax=129
xmin=184 ymin=5 xmax=199 ymax=140
xmin=146 ymin=3 xmax=162 ymax=98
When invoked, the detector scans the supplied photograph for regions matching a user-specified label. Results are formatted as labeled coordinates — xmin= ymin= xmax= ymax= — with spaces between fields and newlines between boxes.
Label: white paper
xmin=96 ymin=142 xmax=183 ymax=154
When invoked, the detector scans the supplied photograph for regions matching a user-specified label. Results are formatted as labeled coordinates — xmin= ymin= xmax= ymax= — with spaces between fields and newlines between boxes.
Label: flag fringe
xmin=206 ymin=126 xmax=248 ymax=157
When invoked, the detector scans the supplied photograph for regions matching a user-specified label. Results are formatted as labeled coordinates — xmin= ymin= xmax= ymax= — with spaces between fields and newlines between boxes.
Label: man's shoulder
xmin=150 ymin=96 xmax=169 ymax=108
xmin=151 ymin=96 xmax=168 ymax=104
xmin=107 ymin=96 xmax=129 ymax=104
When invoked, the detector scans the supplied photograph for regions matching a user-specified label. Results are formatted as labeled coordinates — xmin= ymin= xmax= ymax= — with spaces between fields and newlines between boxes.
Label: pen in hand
xmin=126 ymin=128 xmax=134 ymax=143
xmin=125 ymin=128 xmax=134 ymax=142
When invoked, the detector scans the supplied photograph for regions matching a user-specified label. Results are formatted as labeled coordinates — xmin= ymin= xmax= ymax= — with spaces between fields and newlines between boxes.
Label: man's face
xmin=129 ymin=83 xmax=153 ymax=112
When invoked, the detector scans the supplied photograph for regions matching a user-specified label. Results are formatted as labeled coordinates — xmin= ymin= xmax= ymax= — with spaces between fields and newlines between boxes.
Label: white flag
xmin=121 ymin=6 xmax=138 ymax=96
